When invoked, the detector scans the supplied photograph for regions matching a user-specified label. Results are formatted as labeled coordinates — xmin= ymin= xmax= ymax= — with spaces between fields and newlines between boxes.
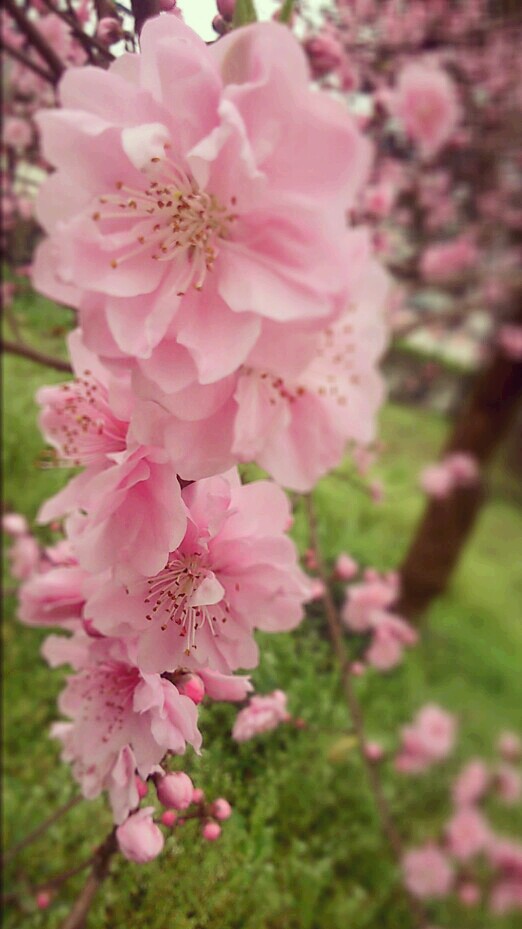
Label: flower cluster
xmin=10 ymin=11 xmax=386 ymax=859
xmin=341 ymin=568 xmax=417 ymax=671
xmin=401 ymin=730 xmax=522 ymax=915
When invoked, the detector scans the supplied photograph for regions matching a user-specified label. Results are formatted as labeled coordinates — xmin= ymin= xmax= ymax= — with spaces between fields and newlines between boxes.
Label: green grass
xmin=3 ymin=290 xmax=522 ymax=929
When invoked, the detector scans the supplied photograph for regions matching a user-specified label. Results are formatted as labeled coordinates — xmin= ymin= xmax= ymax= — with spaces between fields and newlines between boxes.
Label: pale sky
xmin=178 ymin=0 xmax=282 ymax=41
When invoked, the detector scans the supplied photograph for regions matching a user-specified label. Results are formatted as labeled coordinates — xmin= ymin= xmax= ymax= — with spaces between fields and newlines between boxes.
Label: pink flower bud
xmin=161 ymin=810 xmax=177 ymax=827
xmin=365 ymin=741 xmax=384 ymax=762
xmin=96 ymin=17 xmax=123 ymax=45
xmin=303 ymin=33 xmax=343 ymax=79
xmin=116 ymin=807 xmax=164 ymax=863
xmin=498 ymin=731 xmax=521 ymax=762
xmin=211 ymin=798 xmax=232 ymax=821
xmin=202 ymin=821 xmax=221 ymax=841
xmin=304 ymin=548 xmax=317 ymax=570
xmin=192 ymin=787 xmax=205 ymax=803
xmin=2 ymin=513 xmax=28 ymax=536
xmin=458 ymin=883 xmax=480 ymax=906
xmin=350 ymin=661 xmax=365 ymax=676
xmin=176 ymin=673 xmax=205 ymax=704
xmin=212 ymin=14 xmax=228 ymax=34
xmin=217 ymin=0 xmax=235 ymax=21
xmin=36 ymin=891 xmax=51 ymax=910
xmin=156 ymin=772 xmax=194 ymax=810
xmin=335 ymin=553 xmax=358 ymax=581
xmin=309 ymin=579 xmax=325 ymax=600
xmin=135 ymin=776 xmax=148 ymax=799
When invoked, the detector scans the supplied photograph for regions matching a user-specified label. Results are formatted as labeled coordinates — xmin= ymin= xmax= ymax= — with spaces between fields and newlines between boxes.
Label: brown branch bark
xmin=398 ymin=333 xmax=522 ymax=620
xmin=3 ymin=0 xmax=65 ymax=80
xmin=305 ymin=495 xmax=428 ymax=929
xmin=60 ymin=830 xmax=118 ymax=929
xmin=1 ymin=38 xmax=55 ymax=83
xmin=2 ymin=338 xmax=72 ymax=373
xmin=2 ymin=795 xmax=82 ymax=864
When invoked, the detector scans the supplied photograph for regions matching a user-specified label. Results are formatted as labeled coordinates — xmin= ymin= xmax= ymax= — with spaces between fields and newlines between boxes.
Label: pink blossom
xmin=84 ymin=472 xmax=311 ymax=674
xmin=8 ymin=534 xmax=41 ymax=581
xmin=421 ymin=237 xmax=478 ymax=282
xmin=395 ymin=704 xmax=456 ymax=774
xmin=445 ymin=807 xmax=491 ymax=860
xmin=402 ymin=844 xmax=454 ymax=898
xmin=202 ymin=821 xmax=221 ymax=841
xmin=364 ymin=741 xmax=384 ymax=762
xmin=490 ymin=880 xmax=522 ymax=914
xmin=365 ymin=613 xmax=417 ymax=671
xmin=446 ymin=452 xmax=479 ymax=486
xmin=36 ymin=891 xmax=51 ymax=909
xmin=2 ymin=512 xmax=28 ymax=536
xmin=498 ymin=325 xmax=522 ymax=360
xmin=498 ymin=732 xmax=521 ymax=762
xmin=3 ymin=117 xmax=33 ymax=150
xmin=335 ymin=553 xmax=358 ymax=581
xmin=309 ymin=579 xmax=326 ymax=600
xmin=116 ymin=807 xmax=164 ymax=862
xmin=419 ymin=462 xmax=454 ymax=499
xmin=211 ymin=798 xmax=232 ymax=820
xmin=192 ymin=787 xmax=204 ymax=803
xmin=34 ymin=16 xmax=371 ymax=376
xmin=175 ymin=673 xmax=205 ymax=704
xmin=156 ymin=771 xmax=193 ymax=809
xmin=216 ymin=0 xmax=235 ymax=20
xmin=161 ymin=809 xmax=176 ymax=827
xmin=196 ymin=668 xmax=252 ymax=702
xmin=18 ymin=563 xmax=87 ymax=628
xmin=96 ymin=17 xmax=123 ymax=45
xmin=46 ymin=634 xmax=201 ymax=822
xmin=232 ymin=690 xmax=289 ymax=742
xmin=342 ymin=576 xmax=397 ymax=632
xmin=130 ymin=239 xmax=387 ymax=492
xmin=458 ymin=883 xmax=480 ymax=906
xmin=394 ymin=63 xmax=460 ymax=160
xmin=303 ymin=32 xmax=344 ymax=79
xmin=495 ymin=764 xmax=521 ymax=804
xmin=452 ymin=759 xmax=490 ymax=807
xmin=136 ymin=776 xmax=148 ymax=799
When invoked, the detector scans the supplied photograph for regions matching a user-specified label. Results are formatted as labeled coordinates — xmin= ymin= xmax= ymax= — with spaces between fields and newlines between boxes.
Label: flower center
xmin=144 ymin=554 xmax=228 ymax=655
xmin=94 ymin=153 xmax=237 ymax=293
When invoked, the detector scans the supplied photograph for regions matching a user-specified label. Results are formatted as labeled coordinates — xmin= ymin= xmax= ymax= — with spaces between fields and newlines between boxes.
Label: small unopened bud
xmin=36 ymin=891 xmax=51 ymax=910
xmin=335 ymin=553 xmax=358 ymax=581
xmin=211 ymin=798 xmax=232 ymax=821
xmin=2 ymin=513 xmax=28 ymax=536
xmin=177 ymin=673 xmax=205 ymax=704
xmin=156 ymin=772 xmax=194 ymax=810
xmin=135 ymin=776 xmax=148 ymax=799
xmin=212 ymin=14 xmax=228 ymax=35
xmin=217 ymin=0 xmax=235 ymax=20
xmin=303 ymin=33 xmax=343 ymax=79
xmin=364 ymin=741 xmax=384 ymax=762
xmin=458 ymin=883 xmax=480 ymax=906
xmin=96 ymin=17 xmax=123 ymax=45
xmin=350 ymin=661 xmax=365 ymax=676
xmin=192 ymin=787 xmax=205 ymax=803
xmin=116 ymin=808 xmax=164 ymax=863
xmin=161 ymin=810 xmax=177 ymax=827
xmin=202 ymin=821 xmax=221 ymax=841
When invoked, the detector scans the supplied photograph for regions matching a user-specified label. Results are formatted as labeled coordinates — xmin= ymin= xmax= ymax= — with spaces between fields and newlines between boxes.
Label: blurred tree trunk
xmin=397 ymin=322 xmax=522 ymax=622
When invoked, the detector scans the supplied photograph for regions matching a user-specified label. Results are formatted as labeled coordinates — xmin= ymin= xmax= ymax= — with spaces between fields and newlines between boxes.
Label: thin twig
xmin=2 ymin=338 xmax=72 ymax=373
xmin=2 ymin=853 xmax=95 ymax=906
xmin=305 ymin=494 xmax=428 ymax=929
xmin=1 ymin=38 xmax=55 ymax=83
xmin=3 ymin=0 xmax=65 ymax=80
xmin=60 ymin=830 xmax=118 ymax=929
xmin=2 ymin=795 xmax=82 ymax=864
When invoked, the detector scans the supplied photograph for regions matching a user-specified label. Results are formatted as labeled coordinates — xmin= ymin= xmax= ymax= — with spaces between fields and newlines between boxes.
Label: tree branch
xmin=3 ymin=0 xmax=65 ymax=80
xmin=60 ymin=830 xmax=118 ymax=929
xmin=1 ymin=37 xmax=55 ymax=83
xmin=2 ymin=338 xmax=72 ymax=373
xmin=305 ymin=494 xmax=428 ymax=929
